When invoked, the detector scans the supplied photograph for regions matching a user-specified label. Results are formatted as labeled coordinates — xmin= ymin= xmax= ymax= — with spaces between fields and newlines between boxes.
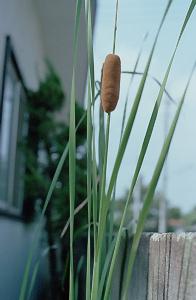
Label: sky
xmin=92 ymin=0 xmax=196 ymax=212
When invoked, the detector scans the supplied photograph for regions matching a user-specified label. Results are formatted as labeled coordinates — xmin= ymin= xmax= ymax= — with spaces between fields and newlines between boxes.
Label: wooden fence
xmin=111 ymin=233 xmax=196 ymax=299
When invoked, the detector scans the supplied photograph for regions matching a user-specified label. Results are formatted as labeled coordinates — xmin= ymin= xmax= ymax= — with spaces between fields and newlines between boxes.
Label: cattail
xmin=101 ymin=54 xmax=121 ymax=113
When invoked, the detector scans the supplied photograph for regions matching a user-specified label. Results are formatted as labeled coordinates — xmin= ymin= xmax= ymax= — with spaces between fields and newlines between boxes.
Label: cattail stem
xmin=113 ymin=0 xmax=119 ymax=54
xmin=99 ymin=112 xmax=111 ymax=221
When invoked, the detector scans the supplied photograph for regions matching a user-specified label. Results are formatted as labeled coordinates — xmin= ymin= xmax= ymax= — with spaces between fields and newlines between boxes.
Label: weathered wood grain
xmin=148 ymin=233 xmax=196 ymax=300
xmin=128 ymin=233 xmax=153 ymax=300
xmin=111 ymin=233 xmax=152 ymax=300
xmin=185 ymin=234 xmax=196 ymax=299
xmin=111 ymin=233 xmax=196 ymax=300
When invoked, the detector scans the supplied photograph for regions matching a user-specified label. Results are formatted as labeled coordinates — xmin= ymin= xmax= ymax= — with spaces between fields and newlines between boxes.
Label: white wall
xmin=0 ymin=0 xmax=46 ymax=90
xmin=0 ymin=1 xmax=95 ymax=297
xmin=35 ymin=0 xmax=88 ymax=120
xmin=0 ymin=0 xmax=91 ymax=120
xmin=0 ymin=2 xmax=52 ymax=299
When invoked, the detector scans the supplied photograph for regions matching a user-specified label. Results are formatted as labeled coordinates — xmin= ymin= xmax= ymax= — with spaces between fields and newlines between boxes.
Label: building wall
xmin=0 ymin=0 xmax=46 ymax=90
xmin=0 ymin=0 xmax=92 ymax=117
xmin=0 ymin=1 xmax=49 ymax=299
xmin=0 ymin=217 xmax=49 ymax=300
xmin=35 ymin=0 xmax=89 ymax=121
xmin=0 ymin=1 xmax=96 ymax=298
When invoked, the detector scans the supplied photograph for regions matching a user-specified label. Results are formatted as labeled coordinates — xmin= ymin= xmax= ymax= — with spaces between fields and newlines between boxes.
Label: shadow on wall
xmin=0 ymin=217 xmax=50 ymax=300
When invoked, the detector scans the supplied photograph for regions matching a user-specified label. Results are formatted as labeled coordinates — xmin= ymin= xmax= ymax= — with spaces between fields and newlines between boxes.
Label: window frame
xmin=0 ymin=36 xmax=27 ymax=219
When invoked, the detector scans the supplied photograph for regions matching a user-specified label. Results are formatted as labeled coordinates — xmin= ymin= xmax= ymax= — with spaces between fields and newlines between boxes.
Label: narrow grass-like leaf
xmin=91 ymin=3 xmax=173 ymax=299
xmin=94 ymin=3 xmax=173 ymax=299
xmin=90 ymin=16 xmax=98 ymax=262
xmin=178 ymin=0 xmax=196 ymax=42
xmin=108 ymin=32 xmax=148 ymax=248
xmin=69 ymin=1 xmax=82 ymax=298
xmin=75 ymin=256 xmax=84 ymax=300
xmin=97 ymin=235 xmax=117 ymax=299
xmin=122 ymin=70 xmax=176 ymax=104
xmin=69 ymin=70 xmax=76 ymax=300
xmin=120 ymin=33 xmax=148 ymax=140
xmin=86 ymin=0 xmax=95 ymax=104
xmin=91 ymin=0 xmax=120 ymax=295
xmin=122 ymin=62 xmax=195 ymax=300
xmin=19 ymin=249 xmax=34 ymax=300
xmin=98 ymin=114 xmax=111 ymax=226
xmin=19 ymin=111 xmax=87 ymax=300
xmin=92 ymin=133 xmax=98 ymax=252
xmin=85 ymin=0 xmax=96 ymax=298
xmin=86 ymin=78 xmax=92 ymax=300
xmin=118 ymin=230 xmax=129 ymax=299
xmin=112 ymin=0 xmax=119 ymax=54
xmin=107 ymin=0 xmax=173 ymax=203
xmin=104 ymin=2 xmax=196 ymax=297
xmin=20 ymin=9 xmax=99 ymax=295
xmin=98 ymin=103 xmax=106 ymax=188
xmin=61 ymin=198 xmax=88 ymax=238
xmin=27 ymin=261 xmax=40 ymax=300
xmin=91 ymin=113 xmax=111 ymax=300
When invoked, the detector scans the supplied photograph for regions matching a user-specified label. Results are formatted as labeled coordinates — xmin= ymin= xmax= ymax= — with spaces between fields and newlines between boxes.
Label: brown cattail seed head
xmin=101 ymin=54 xmax=121 ymax=113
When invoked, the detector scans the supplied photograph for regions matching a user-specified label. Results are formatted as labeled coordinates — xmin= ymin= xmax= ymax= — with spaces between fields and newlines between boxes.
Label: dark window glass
xmin=0 ymin=37 xmax=27 ymax=215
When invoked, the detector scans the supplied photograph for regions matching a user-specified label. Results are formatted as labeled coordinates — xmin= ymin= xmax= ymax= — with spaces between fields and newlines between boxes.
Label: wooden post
xmin=111 ymin=233 xmax=196 ymax=299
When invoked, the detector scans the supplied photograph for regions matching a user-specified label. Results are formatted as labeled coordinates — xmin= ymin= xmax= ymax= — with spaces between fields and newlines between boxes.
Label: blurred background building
xmin=0 ymin=1 xmax=96 ymax=299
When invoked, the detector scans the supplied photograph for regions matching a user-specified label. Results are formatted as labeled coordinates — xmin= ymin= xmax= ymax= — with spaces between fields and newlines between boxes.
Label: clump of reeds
xmin=19 ymin=1 xmax=196 ymax=300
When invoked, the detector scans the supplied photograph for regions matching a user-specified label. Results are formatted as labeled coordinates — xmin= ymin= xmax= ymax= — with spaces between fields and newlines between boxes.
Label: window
xmin=0 ymin=36 xmax=28 ymax=216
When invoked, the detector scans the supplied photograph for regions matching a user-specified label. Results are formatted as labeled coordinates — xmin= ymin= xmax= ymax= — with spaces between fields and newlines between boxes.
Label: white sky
xmin=92 ymin=0 xmax=196 ymax=212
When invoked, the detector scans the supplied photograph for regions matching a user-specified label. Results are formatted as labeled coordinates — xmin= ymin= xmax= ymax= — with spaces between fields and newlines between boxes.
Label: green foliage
xmin=23 ymin=66 xmax=87 ymax=227
xmin=21 ymin=1 xmax=196 ymax=299
xmin=21 ymin=64 xmax=88 ymax=299
xmin=29 ymin=64 xmax=65 ymax=112
xmin=184 ymin=207 xmax=196 ymax=226
xmin=168 ymin=207 xmax=182 ymax=219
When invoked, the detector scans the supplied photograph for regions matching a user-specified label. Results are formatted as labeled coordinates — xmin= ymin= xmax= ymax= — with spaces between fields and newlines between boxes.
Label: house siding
xmin=0 ymin=1 xmax=48 ymax=299
xmin=0 ymin=0 xmax=46 ymax=90
xmin=35 ymin=0 xmax=89 ymax=121
xmin=0 ymin=1 xmax=96 ymax=298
